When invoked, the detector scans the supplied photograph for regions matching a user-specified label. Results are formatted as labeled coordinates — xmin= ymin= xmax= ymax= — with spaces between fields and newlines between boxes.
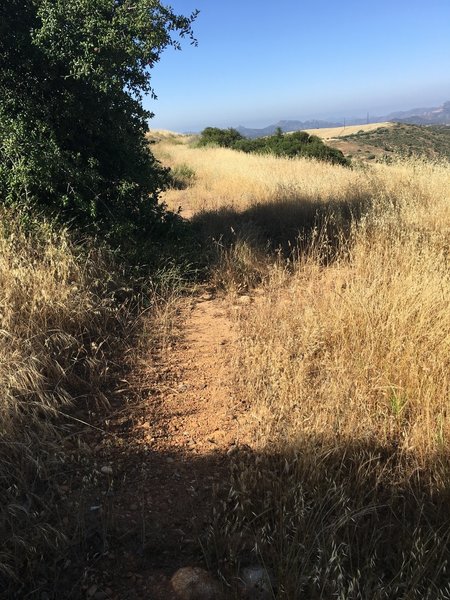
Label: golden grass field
xmin=155 ymin=136 xmax=450 ymax=595
xmin=0 ymin=213 xmax=137 ymax=586
xmin=303 ymin=121 xmax=395 ymax=139
xmin=155 ymin=138 xmax=450 ymax=476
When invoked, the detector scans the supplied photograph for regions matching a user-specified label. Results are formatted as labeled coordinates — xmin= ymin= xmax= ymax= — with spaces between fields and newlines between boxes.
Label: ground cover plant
xmin=154 ymin=135 xmax=450 ymax=598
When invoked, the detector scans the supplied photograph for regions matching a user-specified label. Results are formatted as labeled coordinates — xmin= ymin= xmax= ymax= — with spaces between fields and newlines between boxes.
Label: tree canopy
xmin=0 ymin=0 xmax=197 ymax=239
xmin=196 ymin=126 xmax=244 ymax=148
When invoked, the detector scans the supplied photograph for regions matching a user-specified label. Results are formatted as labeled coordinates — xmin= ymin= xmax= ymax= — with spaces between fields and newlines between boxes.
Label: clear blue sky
xmin=145 ymin=0 xmax=450 ymax=132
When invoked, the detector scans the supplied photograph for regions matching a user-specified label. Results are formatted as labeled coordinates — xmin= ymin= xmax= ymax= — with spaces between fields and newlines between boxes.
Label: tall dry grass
xmin=0 ymin=210 xmax=135 ymax=589
xmin=221 ymin=194 xmax=450 ymax=597
xmin=155 ymin=138 xmax=450 ymax=597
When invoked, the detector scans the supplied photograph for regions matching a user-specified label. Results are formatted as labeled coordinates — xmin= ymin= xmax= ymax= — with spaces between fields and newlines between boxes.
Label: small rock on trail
xmin=170 ymin=566 xmax=223 ymax=600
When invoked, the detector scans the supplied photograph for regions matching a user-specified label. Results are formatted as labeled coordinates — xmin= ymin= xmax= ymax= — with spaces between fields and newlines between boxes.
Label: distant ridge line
xmin=234 ymin=101 xmax=450 ymax=138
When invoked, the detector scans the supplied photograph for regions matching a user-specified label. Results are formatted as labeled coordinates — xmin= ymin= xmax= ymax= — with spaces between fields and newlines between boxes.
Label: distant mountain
xmin=235 ymin=101 xmax=450 ymax=139
xmin=388 ymin=101 xmax=450 ymax=125
xmin=237 ymin=119 xmax=342 ymax=139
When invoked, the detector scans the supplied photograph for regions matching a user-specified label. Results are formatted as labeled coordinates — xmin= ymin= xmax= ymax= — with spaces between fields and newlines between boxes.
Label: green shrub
xmin=238 ymin=130 xmax=350 ymax=166
xmin=197 ymin=127 xmax=349 ymax=166
xmin=197 ymin=127 xmax=244 ymax=148
xmin=169 ymin=163 xmax=197 ymax=189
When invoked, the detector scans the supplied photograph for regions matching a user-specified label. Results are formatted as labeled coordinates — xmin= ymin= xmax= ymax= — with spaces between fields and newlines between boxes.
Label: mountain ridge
xmin=236 ymin=101 xmax=450 ymax=138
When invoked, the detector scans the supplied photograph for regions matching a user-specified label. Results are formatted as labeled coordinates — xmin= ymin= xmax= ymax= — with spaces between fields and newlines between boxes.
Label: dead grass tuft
xmin=0 ymin=210 xmax=135 ymax=590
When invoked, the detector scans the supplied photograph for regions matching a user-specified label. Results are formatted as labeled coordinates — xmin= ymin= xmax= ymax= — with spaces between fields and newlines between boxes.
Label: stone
xmin=239 ymin=565 xmax=275 ymax=600
xmin=171 ymin=566 xmax=223 ymax=600
xmin=100 ymin=466 xmax=113 ymax=475
xmin=86 ymin=584 xmax=98 ymax=597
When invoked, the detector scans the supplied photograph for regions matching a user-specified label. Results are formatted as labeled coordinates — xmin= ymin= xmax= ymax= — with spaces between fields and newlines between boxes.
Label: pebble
xmin=86 ymin=584 xmax=98 ymax=597
xmin=100 ymin=466 xmax=113 ymax=475
xmin=171 ymin=566 xmax=223 ymax=600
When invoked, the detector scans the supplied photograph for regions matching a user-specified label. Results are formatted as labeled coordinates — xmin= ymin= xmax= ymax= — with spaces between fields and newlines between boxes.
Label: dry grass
xmin=155 ymin=138 xmax=450 ymax=597
xmin=0 ymin=210 xmax=136 ymax=590
xmin=222 ymin=191 xmax=450 ymax=597
xmin=155 ymin=137 xmax=447 ymax=216
xmin=155 ymin=139 xmax=368 ymax=216
xmin=304 ymin=121 xmax=394 ymax=140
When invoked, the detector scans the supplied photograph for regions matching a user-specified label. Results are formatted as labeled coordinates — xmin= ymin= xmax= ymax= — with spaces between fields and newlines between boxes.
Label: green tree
xmin=0 ymin=0 xmax=197 ymax=239
xmin=197 ymin=126 xmax=244 ymax=148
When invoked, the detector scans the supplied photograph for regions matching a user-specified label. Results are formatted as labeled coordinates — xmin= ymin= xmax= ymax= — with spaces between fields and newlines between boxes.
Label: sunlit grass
xmin=156 ymin=137 xmax=450 ymax=597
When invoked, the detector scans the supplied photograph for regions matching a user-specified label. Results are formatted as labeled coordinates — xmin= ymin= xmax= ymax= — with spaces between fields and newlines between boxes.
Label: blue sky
xmin=145 ymin=0 xmax=450 ymax=132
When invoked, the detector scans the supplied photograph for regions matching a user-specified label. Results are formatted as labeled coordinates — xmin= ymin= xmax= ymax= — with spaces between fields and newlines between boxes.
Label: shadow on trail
xmin=191 ymin=190 xmax=372 ymax=260
xmin=18 ymin=432 xmax=450 ymax=599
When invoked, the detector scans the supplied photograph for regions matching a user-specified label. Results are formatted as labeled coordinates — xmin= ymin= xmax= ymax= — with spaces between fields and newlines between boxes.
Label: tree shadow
xmin=191 ymin=189 xmax=372 ymax=260
xmin=16 ymin=432 xmax=450 ymax=599
xmin=208 ymin=437 xmax=450 ymax=599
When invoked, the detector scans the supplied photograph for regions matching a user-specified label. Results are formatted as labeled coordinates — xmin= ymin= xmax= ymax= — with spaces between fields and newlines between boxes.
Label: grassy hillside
xmin=2 ymin=131 xmax=450 ymax=596
xmin=328 ymin=123 xmax=450 ymax=162
xmin=304 ymin=121 xmax=394 ymax=139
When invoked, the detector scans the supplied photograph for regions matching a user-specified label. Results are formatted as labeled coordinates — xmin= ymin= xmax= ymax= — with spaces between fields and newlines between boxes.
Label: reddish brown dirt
xmin=67 ymin=293 xmax=252 ymax=599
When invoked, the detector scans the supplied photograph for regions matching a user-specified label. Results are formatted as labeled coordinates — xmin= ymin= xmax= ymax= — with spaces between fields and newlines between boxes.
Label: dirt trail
xmin=153 ymin=293 xmax=247 ymax=456
xmin=87 ymin=293 xmax=252 ymax=599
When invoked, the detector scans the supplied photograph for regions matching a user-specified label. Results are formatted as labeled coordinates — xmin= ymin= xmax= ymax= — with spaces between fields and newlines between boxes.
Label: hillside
xmin=303 ymin=121 xmax=394 ymax=139
xmin=237 ymin=119 xmax=340 ymax=138
xmin=233 ymin=100 xmax=450 ymax=140
xmin=151 ymin=137 xmax=450 ymax=597
xmin=388 ymin=100 xmax=450 ymax=125
xmin=325 ymin=123 xmax=450 ymax=162
xmin=3 ymin=129 xmax=450 ymax=597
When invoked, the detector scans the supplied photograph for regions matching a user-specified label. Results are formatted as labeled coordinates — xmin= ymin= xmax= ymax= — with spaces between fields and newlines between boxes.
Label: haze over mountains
xmin=236 ymin=101 xmax=450 ymax=138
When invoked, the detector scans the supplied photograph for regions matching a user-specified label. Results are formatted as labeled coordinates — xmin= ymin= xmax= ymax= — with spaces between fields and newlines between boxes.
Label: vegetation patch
xmin=340 ymin=123 xmax=450 ymax=161
xmin=0 ymin=210 xmax=137 ymax=591
xmin=196 ymin=127 xmax=350 ymax=166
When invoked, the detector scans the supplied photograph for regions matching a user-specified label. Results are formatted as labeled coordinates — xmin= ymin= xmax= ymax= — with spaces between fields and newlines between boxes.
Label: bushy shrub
xmin=197 ymin=127 xmax=244 ymax=148
xmin=201 ymin=127 xmax=350 ymax=166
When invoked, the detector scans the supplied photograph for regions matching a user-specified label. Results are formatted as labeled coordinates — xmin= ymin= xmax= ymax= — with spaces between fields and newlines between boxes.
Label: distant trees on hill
xmin=197 ymin=127 xmax=349 ymax=166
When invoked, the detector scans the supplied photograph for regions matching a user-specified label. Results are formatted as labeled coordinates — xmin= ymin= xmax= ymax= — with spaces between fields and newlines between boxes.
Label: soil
xmin=61 ymin=292 xmax=253 ymax=599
